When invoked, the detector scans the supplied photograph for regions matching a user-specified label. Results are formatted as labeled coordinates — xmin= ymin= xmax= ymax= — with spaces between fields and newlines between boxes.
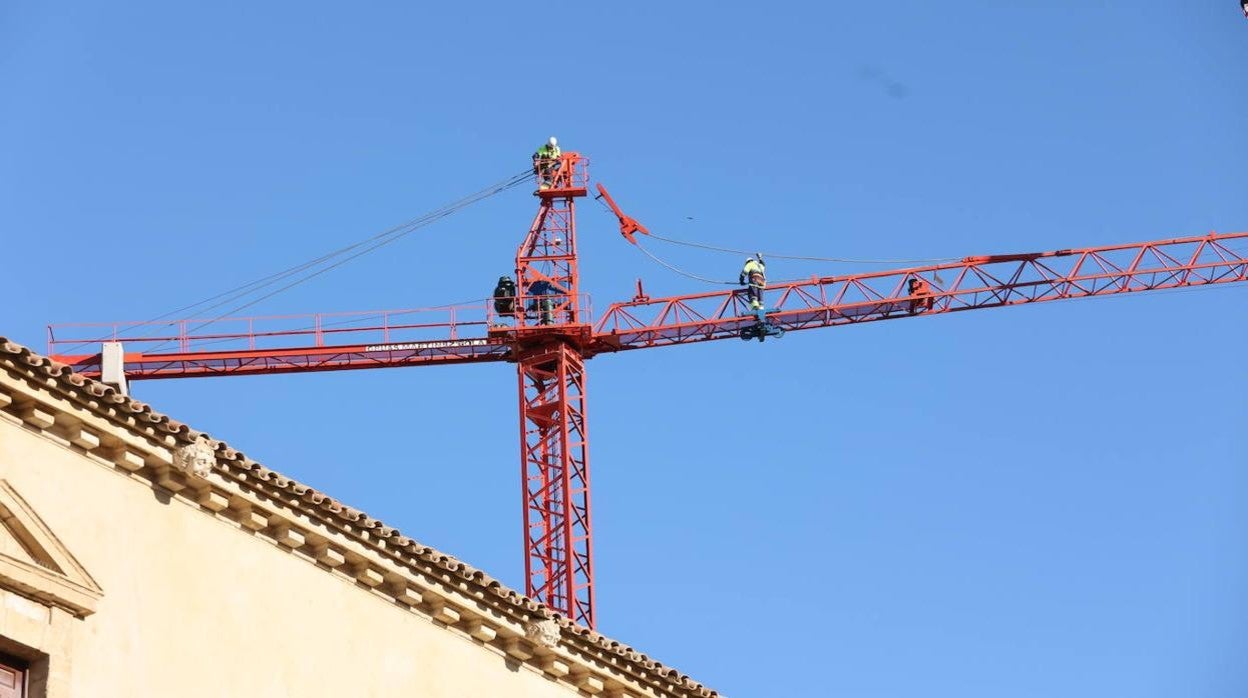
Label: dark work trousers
xmin=535 ymin=159 xmax=560 ymax=188
xmin=746 ymin=281 xmax=764 ymax=308
xmin=529 ymin=298 xmax=554 ymax=325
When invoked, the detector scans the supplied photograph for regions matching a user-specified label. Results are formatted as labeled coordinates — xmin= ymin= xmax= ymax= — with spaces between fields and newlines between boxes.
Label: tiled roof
xmin=0 ymin=336 xmax=719 ymax=698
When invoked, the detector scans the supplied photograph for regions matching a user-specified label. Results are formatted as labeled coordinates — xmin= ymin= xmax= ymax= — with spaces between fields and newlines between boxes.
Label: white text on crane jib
xmin=365 ymin=339 xmax=490 ymax=352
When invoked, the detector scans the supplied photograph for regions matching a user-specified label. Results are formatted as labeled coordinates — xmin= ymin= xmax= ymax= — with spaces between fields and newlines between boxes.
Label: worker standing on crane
xmin=528 ymin=278 xmax=555 ymax=325
xmin=493 ymin=275 xmax=517 ymax=324
xmin=739 ymin=254 xmax=766 ymax=310
xmin=533 ymin=137 xmax=561 ymax=190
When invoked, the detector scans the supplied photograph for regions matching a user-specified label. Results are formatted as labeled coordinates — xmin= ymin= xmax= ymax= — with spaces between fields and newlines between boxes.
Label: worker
xmin=528 ymin=279 xmax=555 ymax=325
xmin=739 ymin=254 xmax=766 ymax=310
xmin=493 ymin=275 xmax=517 ymax=322
xmin=1242 ymin=0 xmax=1248 ymax=17
xmin=532 ymin=137 xmax=561 ymax=190
xmin=907 ymin=277 xmax=934 ymax=314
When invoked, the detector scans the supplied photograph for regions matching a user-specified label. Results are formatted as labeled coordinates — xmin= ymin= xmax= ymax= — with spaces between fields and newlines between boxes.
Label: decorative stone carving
xmin=172 ymin=439 xmax=216 ymax=479
xmin=524 ymin=618 xmax=560 ymax=648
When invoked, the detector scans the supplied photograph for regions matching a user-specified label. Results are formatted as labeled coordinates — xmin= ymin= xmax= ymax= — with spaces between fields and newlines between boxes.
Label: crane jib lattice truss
xmin=47 ymin=151 xmax=1248 ymax=628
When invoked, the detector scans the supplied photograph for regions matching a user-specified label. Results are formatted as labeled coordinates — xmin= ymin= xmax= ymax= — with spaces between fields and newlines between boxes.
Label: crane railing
xmin=590 ymin=232 xmax=1248 ymax=351
xmin=537 ymin=151 xmax=589 ymax=193
xmin=51 ymin=304 xmax=487 ymax=356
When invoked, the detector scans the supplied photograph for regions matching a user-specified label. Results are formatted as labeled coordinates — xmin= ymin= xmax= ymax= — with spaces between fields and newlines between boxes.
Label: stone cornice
xmin=0 ymin=338 xmax=719 ymax=698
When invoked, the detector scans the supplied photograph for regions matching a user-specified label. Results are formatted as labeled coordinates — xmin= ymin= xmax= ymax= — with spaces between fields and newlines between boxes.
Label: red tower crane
xmin=47 ymin=152 xmax=1248 ymax=629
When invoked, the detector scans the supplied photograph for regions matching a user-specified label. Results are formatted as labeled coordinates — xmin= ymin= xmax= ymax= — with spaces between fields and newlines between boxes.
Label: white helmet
xmin=744 ymin=256 xmax=754 ymax=262
xmin=548 ymin=136 xmax=558 ymax=147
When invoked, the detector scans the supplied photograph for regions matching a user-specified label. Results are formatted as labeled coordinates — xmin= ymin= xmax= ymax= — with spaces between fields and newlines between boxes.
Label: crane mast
xmin=44 ymin=152 xmax=1248 ymax=631
xmin=502 ymin=153 xmax=596 ymax=627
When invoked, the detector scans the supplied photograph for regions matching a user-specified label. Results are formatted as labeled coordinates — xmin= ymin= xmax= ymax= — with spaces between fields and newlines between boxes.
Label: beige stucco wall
xmin=0 ymin=418 xmax=592 ymax=698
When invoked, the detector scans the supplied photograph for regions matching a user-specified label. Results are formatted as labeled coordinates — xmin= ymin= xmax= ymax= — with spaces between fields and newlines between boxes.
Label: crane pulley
xmin=739 ymin=308 xmax=786 ymax=342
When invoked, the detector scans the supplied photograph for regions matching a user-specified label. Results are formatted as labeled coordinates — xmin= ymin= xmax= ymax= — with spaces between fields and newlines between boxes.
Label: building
xmin=0 ymin=337 xmax=718 ymax=698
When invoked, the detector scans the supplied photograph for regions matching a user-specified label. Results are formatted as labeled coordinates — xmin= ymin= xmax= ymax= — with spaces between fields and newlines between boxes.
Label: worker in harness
xmin=532 ymin=137 xmax=561 ymax=190
xmin=739 ymin=254 xmax=766 ymax=310
xmin=492 ymin=275 xmax=517 ymax=323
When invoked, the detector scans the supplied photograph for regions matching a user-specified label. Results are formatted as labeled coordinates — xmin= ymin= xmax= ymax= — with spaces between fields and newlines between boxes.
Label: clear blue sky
xmin=4 ymin=3 xmax=1247 ymax=696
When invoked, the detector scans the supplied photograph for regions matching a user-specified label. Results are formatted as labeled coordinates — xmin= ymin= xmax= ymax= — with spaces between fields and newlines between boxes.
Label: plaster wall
xmin=0 ymin=420 xmax=583 ymax=698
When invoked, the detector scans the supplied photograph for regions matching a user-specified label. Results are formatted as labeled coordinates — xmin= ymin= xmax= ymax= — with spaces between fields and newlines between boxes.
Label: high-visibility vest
xmin=742 ymin=260 xmax=766 ymax=285
xmin=535 ymin=144 xmax=561 ymax=160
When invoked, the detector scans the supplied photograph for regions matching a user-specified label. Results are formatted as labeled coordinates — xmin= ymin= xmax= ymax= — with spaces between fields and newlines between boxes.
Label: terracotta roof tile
xmin=0 ymin=336 xmax=720 ymax=698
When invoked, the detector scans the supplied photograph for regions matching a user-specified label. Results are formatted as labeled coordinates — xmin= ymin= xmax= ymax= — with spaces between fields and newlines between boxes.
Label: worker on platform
xmin=532 ymin=137 xmax=562 ymax=190
xmin=528 ymin=279 xmax=555 ymax=325
xmin=739 ymin=254 xmax=766 ymax=310
xmin=493 ymin=275 xmax=517 ymax=323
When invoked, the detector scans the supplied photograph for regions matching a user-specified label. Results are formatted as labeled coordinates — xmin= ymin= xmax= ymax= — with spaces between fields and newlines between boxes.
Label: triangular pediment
xmin=0 ymin=480 xmax=102 ymax=617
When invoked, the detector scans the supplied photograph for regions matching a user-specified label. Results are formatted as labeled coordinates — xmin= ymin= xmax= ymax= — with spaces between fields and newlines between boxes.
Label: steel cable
xmin=145 ymin=175 xmax=534 ymax=351
xmin=633 ymin=242 xmax=737 ymax=285
xmin=62 ymin=169 xmax=534 ymax=353
xmin=645 ymin=231 xmax=959 ymax=265
xmin=592 ymin=197 xmax=959 ymax=286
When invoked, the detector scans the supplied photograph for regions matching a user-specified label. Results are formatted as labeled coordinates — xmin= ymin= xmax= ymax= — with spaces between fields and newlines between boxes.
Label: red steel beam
xmin=52 ymin=337 xmax=511 ymax=379
xmin=58 ymin=339 xmax=511 ymax=379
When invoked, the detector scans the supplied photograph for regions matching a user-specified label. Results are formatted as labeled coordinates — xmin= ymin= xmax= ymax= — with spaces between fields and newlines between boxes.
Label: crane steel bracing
xmin=518 ymin=343 xmax=592 ymax=627
xmin=45 ymin=156 xmax=1248 ymax=629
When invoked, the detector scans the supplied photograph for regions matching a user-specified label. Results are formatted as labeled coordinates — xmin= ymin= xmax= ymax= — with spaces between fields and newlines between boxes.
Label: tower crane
xmin=47 ymin=152 xmax=1248 ymax=629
